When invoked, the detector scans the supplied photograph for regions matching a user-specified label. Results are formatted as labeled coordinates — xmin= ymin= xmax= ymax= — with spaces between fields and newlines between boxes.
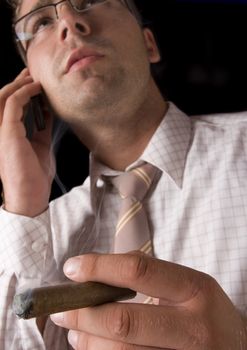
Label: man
xmin=0 ymin=0 xmax=246 ymax=349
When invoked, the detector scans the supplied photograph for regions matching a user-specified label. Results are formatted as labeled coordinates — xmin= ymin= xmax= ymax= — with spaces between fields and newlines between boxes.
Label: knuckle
xmin=64 ymin=310 xmax=80 ymax=331
xmin=0 ymin=89 xmax=17 ymax=115
xmin=0 ymin=86 xmax=10 ymax=100
xmin=106 ymin=306 xmax=134 ymax=341
xmin=188 ymin=271 xmax=220 ymax=306
xmin=83 ymin=254 xmax=101 ymax=277
xmin=4 ymin=84 xmax=34 ymax=108
xmin=123 ymin=254 xmax=150 ymax=283
xmin=0 ymin=80 xmax=27 ymax=102
xmin=6 ymin=93 xmax=20 ymax=106
xmin=199 ymin=273 xmax=220 ymax=300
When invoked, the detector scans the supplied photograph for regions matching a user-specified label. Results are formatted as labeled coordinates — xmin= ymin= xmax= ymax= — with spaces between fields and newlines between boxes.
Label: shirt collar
xmin=90 ymin=102 xmax=192 ymax=190
xmin=138 ymin=102 xmax=192 ymax=188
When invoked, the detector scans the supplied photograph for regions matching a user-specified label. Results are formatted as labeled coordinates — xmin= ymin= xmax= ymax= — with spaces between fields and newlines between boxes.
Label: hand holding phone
xmin=0 ymin=68 xmax=54 ymax=216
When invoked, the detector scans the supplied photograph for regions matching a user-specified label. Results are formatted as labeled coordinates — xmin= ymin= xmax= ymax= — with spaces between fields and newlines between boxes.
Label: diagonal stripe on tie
xmin=132 ymin=168 xmax=152 ymax=187
xmin=112 ymin=163 xmax=157 ymax=254
xmin=111 ymin=163 xmax=158 ymax=304
xmin=116 ymin=201 xmax=142 ymax=236
xmin=144 ymin=296 xmax=154 ymax=304
xmin=140 ymin=240 xmax=152 ymax=254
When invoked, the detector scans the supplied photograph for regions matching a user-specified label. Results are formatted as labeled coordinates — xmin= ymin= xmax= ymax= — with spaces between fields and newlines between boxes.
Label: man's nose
xmin=56 ymin=3 xmax=91 ymax=41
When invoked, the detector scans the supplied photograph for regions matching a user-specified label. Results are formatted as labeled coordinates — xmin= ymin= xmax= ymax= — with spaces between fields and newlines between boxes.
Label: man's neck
xmin=75 ymin=83 xmax=167 ymax=171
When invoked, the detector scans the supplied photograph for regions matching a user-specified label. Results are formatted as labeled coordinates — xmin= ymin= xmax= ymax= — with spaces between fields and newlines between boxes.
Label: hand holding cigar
xmin=13 ymin=281 xmax=136 ymax=319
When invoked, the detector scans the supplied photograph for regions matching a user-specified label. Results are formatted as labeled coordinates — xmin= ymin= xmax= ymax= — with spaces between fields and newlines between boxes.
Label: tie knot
xmin=112 ymin=163 xmax=157 ymax=201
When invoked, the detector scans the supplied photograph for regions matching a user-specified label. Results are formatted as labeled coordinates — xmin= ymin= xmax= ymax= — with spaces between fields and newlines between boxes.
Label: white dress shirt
xmin=0 ymin=102 xmax=247 ymax=349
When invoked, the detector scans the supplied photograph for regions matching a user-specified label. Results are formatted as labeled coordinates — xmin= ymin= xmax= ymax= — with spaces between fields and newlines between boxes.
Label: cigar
xmin=13 ymin=281 xmax=136 ymax=320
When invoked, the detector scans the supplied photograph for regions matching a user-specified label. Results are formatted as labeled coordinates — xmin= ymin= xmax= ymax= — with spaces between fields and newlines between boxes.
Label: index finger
xmin=0 ymin=76 xmax=34 ymax=121
xmin=63 ymin=253 xmax=206 ymax=303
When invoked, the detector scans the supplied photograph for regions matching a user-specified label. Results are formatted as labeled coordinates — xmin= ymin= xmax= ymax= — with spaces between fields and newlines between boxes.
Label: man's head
xmin=7 ymin=0 xmax=161 ymax=136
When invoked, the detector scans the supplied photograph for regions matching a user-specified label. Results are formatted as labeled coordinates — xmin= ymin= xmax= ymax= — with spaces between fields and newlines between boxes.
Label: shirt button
xmin=31 ymin=241 xmax=47 ymax=253
xmin=96 ymin=178 xmax=105 ymax=188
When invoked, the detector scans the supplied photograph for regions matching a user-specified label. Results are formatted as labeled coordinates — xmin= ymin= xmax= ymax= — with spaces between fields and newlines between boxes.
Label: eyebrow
xmin=30 ymin=0 xmax=56 ymax=13
xmin=15 ymin=0 xmax=56 ymax=23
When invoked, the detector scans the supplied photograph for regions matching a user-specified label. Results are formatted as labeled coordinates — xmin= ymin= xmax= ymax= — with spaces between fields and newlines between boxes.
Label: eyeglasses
xmin=14 ymin=0 xmax=140 ymax=53
xmin=14 ymin=0 xmax=108 ymax=51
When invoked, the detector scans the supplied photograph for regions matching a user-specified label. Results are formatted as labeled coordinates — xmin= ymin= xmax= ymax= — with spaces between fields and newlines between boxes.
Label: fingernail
xmin=68 ymin=330 xmax=78 ymax=348
xmin=50 ymin=312 xmax=64 ymax=324
xmin=64 ymin=257 xmax=81 ymax=276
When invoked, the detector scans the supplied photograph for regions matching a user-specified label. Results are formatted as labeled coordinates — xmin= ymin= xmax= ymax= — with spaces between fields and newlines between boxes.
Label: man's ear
xmin=143 ymin=28 xmax=161 ymax=63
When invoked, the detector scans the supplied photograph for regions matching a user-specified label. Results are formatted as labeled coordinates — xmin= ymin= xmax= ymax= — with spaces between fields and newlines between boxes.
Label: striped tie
xmin=112 ymin=163 xmax=157 ymax=303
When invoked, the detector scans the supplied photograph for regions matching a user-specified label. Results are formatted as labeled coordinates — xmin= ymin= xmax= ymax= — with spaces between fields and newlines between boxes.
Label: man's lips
xmin=65 ymin=48 xmax=105 ymax=74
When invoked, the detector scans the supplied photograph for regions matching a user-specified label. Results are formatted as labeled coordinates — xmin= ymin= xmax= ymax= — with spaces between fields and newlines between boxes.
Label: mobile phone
xmin=24 ymin=94 xmax=46 ymax=140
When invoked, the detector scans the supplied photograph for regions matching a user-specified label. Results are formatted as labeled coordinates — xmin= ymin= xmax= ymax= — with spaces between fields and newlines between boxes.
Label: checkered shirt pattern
xmin=0 ymin=102 xmax=247 ymax=349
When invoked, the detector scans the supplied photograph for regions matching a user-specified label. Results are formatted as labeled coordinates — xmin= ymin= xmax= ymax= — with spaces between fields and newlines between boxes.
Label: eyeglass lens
xmin=15 ymin=0 xmax=109 ymax=44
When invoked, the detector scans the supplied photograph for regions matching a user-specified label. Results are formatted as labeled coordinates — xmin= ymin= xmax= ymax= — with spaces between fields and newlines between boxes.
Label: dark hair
xmin=6 ymin=0 xmax=21 ymax=16
xmin=6 ymin=0 xmax=19 ymax=9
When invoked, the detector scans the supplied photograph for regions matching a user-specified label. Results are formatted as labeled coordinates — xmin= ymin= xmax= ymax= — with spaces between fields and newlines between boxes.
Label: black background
xmin=1 ymin=0 xmax=247 ymax=201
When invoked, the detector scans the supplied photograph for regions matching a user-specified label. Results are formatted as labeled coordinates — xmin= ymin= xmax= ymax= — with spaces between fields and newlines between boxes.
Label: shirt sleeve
xmin=0 ymin=180 xmax=95 ymax=350
xmin=0 ymin=208 xmax=72 ymax=350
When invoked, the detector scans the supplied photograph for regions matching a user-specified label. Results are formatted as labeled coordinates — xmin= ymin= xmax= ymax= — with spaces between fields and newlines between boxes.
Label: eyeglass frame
xmin=13 ymin=0 xmax=142 ymax=62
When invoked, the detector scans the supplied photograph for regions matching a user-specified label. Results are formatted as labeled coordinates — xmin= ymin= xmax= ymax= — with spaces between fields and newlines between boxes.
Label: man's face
xmin=18 ymin=0 xmax=160 ymax=127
